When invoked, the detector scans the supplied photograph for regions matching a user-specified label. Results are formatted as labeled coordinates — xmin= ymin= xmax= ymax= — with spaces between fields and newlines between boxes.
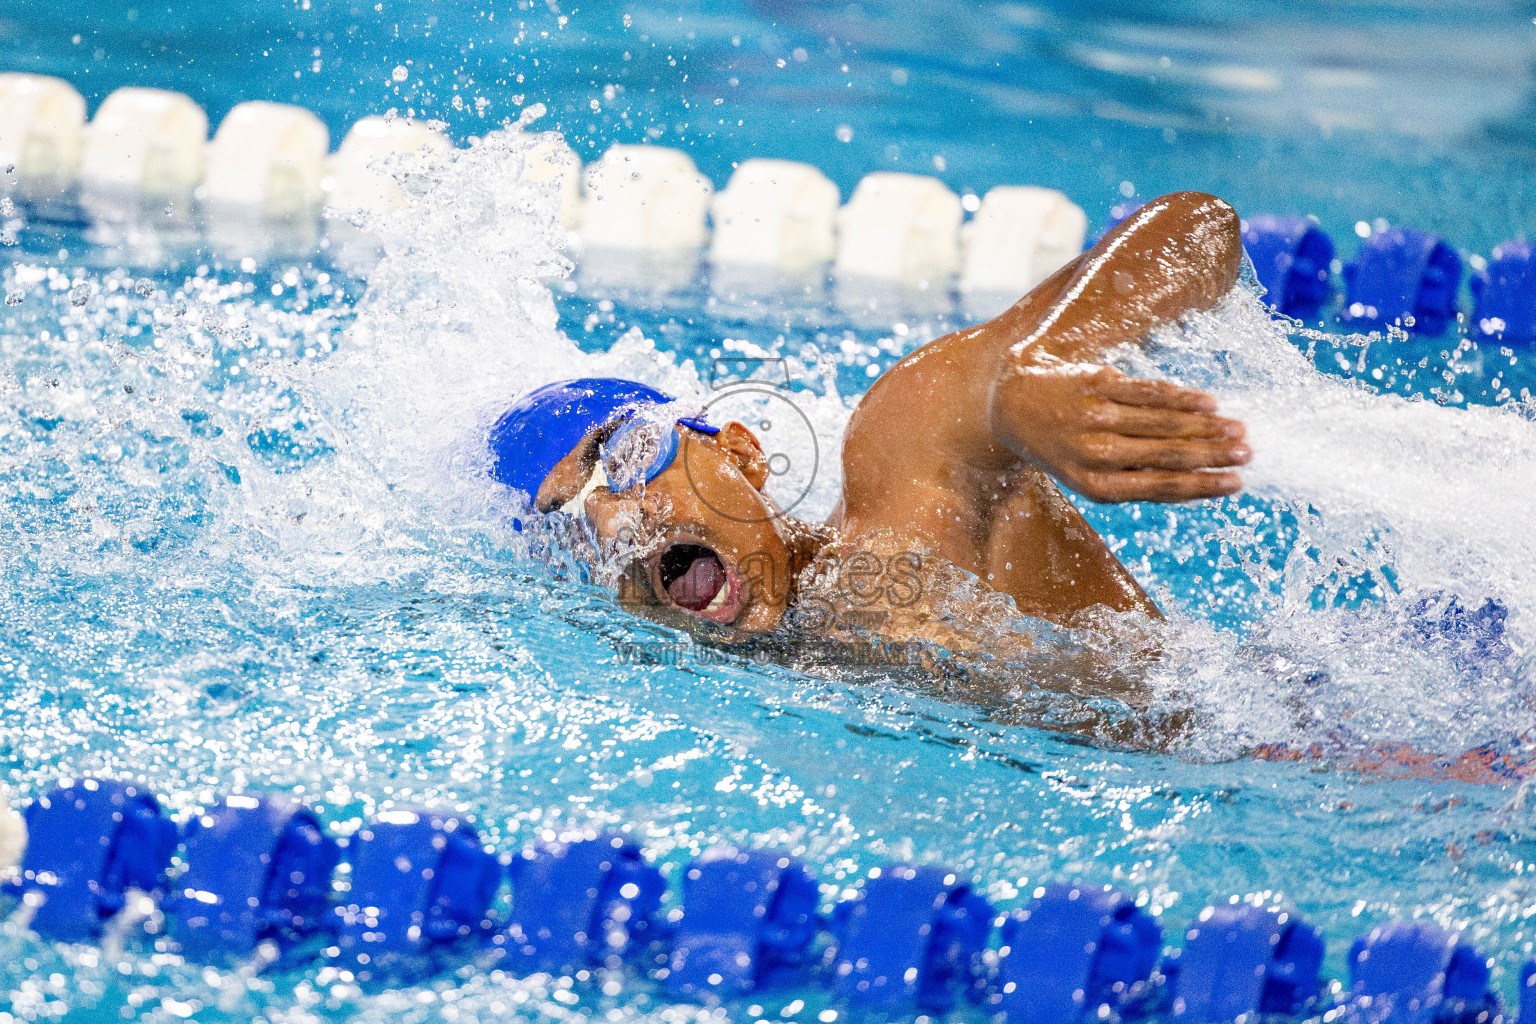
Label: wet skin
xmin=536 ymin=191 xmax=1249 ymax=636
xmin=535 ymin=419 xmax=827 ymax=634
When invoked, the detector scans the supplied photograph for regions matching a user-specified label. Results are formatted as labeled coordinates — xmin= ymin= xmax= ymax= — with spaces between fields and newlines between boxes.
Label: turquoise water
xmin=3 ymin=1 xmax=1536 ymax=1022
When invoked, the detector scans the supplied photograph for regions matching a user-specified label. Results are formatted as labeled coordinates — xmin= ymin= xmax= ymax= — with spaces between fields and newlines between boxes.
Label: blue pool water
xmin=2 ymin=1 xmax=1536 ymax=1020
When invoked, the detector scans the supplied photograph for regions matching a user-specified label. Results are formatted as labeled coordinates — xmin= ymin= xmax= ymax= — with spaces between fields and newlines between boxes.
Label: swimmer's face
xmin=535 ymin=420 xmax=793 ymax=635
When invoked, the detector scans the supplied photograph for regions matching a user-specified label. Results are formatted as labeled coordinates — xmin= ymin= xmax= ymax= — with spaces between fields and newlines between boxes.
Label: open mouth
xmin=656 ymin=542 xmax=740 ymax=622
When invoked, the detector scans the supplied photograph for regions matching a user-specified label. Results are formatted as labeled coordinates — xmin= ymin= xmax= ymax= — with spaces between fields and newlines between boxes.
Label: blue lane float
xmin=1168 ymin=903 xmax=1324 ymax=1022
xmin=1342 ymin=227 xmax=1463 ymax=335
xmin=1347 ymin=921 xmax=1498 ymax=1024
xmin=169 ymin=794 xmax=338 ymax=959
xmin=332 ymin=809 xmax=500 ymax=982
xmin=5 ymin=777 xmax=1536 ymax=1023
xmin=1241 ymin=215 xmax=1335 ymax=320
xmin=665 ymin=846 xmax=819 ymax=997
xmin=502 ymin=830 xmax=665 ymax=973
xmin=1089 ymin=193 xmax=1532 ymax=340
xmin=989 ymin=882 xmax=1161 ymax=1024
xmin=829 ymin=863 xmax=992 ymax=1013
xmin=1472 ymin=240 xmax=1536 ymax=345
xmin=3 ymin=778 xmax=175 ymax=943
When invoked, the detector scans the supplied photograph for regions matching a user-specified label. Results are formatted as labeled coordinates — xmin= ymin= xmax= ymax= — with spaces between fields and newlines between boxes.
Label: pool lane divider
xmin=0 ymin=73 xmax=1083 ymax=305
xmin=2 ymin=778 xmax=175 ymax=943
xmin=667 ymin=847 xmax=820 ymax=996
xmin=167 ymin=794 xmax=339 ymax=959
xmin=0 ymin=778 xmax=1521 ymax=1024
xmin=1339 ymin=227 xmax=1463 ymax=336
xmin=336 ymin=807 xmax=500 ymax=980
xmin=4 ymin=72 xmax=1530 ymax=341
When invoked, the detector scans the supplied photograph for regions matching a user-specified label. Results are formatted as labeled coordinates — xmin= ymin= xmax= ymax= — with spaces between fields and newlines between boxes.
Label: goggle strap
xmin=677 ymin=416 xmax=719 ymax=435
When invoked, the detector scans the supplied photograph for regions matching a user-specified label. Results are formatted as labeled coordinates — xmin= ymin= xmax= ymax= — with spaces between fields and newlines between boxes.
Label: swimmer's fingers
xmin=1078 ymin=434 xmax=1251 ymax=472
xmin=1092 ymin=402 xmax=1244 ymax=440
xmin=1072 ymin=468 xmax=1243 ymax=504
xmin=1094 ymin=370 xmax=1219 ymax=414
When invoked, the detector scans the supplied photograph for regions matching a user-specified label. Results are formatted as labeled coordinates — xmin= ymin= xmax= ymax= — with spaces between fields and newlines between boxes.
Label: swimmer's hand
xmin=988 ymin=361 xmax=1250 ymax=503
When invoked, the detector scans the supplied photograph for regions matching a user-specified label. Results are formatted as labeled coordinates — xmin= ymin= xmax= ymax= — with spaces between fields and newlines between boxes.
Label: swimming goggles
xmin=559 ymin=414 xmax=718 ymax=515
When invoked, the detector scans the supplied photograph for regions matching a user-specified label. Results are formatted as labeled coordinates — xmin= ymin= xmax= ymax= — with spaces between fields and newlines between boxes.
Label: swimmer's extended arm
xmin=844 ymin=191 xmax=1248 ymax=510
xmin=982 ymin=191 xmax=1249 ymax=503
xmin=836 ymin=191 xmax=1250 ymax=622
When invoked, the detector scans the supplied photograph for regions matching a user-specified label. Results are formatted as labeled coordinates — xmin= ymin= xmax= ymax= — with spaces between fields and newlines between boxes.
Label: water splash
xmin=1109 ymin=293 xmax=1536 ymax=759
xmin=5 ymin=122 xmax=1536 ymax=1022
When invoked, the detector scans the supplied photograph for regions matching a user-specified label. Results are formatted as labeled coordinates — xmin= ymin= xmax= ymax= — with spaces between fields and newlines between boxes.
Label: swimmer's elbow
xmin=1159 ymin=190 xmax=1238 ymax=230
xmin=1153 ymin=190 xmax=1243 ymax=301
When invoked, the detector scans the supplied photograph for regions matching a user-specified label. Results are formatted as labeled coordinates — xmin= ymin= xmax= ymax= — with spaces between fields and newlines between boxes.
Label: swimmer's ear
xmin=715 ymin=421 xmax=769 ymax=490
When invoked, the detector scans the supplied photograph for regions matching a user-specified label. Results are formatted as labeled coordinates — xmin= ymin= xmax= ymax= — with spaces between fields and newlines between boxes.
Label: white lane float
xmin=324 ymin=115 xmax=451 ymax=216
xmin=960 ymin=185 xmax=1087 ymax=296
xmin=834 ymin=172 xmax=962 ymax=286
xmin=203 ymin=101 xmax=329 ymax=216
xmin=0 ymin=787 xmax=24 ymax=875
xmin=0 ymin=73 xmax=86 ymax=189
xmin=79 ymin=87 xmax=208 ymax=200
xmin=709 ymin=158 xmax=840 ymax=272
xmin=520 ymin=133 xmax=583 ymax=230
xmin=577 ymin=144 xmax=712 ymax=251
xmin=0 ymin=70 xmax=1115 ymax=309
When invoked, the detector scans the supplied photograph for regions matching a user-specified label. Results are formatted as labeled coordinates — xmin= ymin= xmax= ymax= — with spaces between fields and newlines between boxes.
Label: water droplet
xmin=69 ymin=285 xmax=89 ymax=306
xmin=392 ymin=65 xmax=409 ymax=82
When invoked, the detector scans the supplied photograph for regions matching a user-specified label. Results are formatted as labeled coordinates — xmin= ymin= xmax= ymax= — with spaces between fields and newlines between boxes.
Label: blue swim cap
xmin=488 ymin=377 xmax=674 ymax=504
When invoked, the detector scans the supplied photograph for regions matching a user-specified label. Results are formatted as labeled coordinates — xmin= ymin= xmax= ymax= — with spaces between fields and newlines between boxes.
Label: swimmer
xmin=489 ymin=191 xmax=1250 ymax=655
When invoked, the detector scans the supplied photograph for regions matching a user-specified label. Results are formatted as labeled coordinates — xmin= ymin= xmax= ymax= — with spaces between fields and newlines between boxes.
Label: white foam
xmin=272 ymin=123 xmax=611 ymax=577
xmin=325 ymin=115 xmax=451 ymax=216
xmin=520 ymin=133 xmax=583 ymax=230
xmin=1240 ymin=389 xmax=1536 ymax=600
xmin=1145 ymin=294 xmax=1536 ymax=614
xmin=204 ymin=101 xmax=330 ymax=215
xmin=256 ymin=119 xmax=855 ymax=583
xmin=0 ymin=73 xmax=85 ymax=186
xmin=80 ymin=87 xmax=207 ymax=198
xmin=1119 ymin=291 xmax=1536 ymax=755
xmin=709 ymin=159 xmax=840 ymax=271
